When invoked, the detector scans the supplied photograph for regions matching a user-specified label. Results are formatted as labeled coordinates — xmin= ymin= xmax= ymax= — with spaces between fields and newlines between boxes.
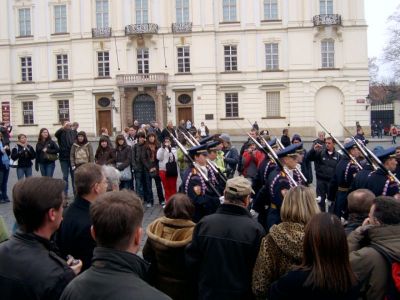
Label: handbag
xmin=10 ymin=146 xmax=18 ymax=168
xmin=44 ymin=152 xmax=58 ymax=161
xmin=166 ymin=152 xmax=178 ymax=177
xmin=119 ymin=165 xmax=132 ymax=181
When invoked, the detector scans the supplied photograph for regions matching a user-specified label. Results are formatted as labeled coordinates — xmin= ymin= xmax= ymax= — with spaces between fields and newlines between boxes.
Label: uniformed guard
xmin=266 ymin=143 xmax=305 ymax=230
xmin=365 ymin=147 xmax=400 ymax=197
xmin=206 ymin=141 xmax=226 ymax=195
xmin=181 ymin=144 xmax=220 ymax=222
xmin=328 ymin=140 xmax=362 ymax=219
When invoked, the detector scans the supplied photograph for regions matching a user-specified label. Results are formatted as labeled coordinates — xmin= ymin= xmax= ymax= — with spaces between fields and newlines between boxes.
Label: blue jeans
xmin=119 ymin=180 xmax=133 ymax=191
xmin=135 ymin=170 xmax=154 ymax=205
xmin=39 ymin=162 xmax=55 ymax=177
xmin=0 ymin=168 xmax=10 ymax=200
xmin=16 ymin=167 xmax=32 ymax=180
xmin=60 ymin=160 xmax=75 ymax=195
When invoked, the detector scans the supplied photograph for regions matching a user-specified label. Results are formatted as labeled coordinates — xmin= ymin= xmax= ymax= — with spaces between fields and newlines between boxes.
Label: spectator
xmin=0 ymin=132 xmax=10 ymax=203
xmin=99 ymin=127 xmax=112 ymax=145
xmin=0 ymin=122 xmax=11 ymax=145
xmin=10 ymin=134 xmax=35 ymax=180
xmin=61 ymin=190 xmax=170 ymax=300
xmin=208 ymin=142 xmax=225 ymax=173
xmin=102 ymin=165 xmax=120 ymax=192
xmin=269 ymin=213 xmax=359 ymax=299
xmin=114 ymin=134 xmax=132 ymax=190
xmin=35 ymin=128 xmax=59 ymax=177
xmin=70 ymin=131 xmax=94 ymax=170
xmin=133 ymin=131 xmax=153 ymax=207
xmin=132 ymin=120 xmax=140 ymax=131
xmin=126 ymin=127 xmax=137 ymax=147
xmin=220 ymin=133 xmax=239 ymax=179
xmin=280 ymin=128 xmax=291 ymax=147
xmin=241 ymin=140 xmax=264 ymax=184
xmin=198 ymin=121 xmax=209 ymax=138
xmin=377 ymin=120 xmax=383 ymax=138
xmin=355 ymin=128 xmax=368 ymax=145
xmin=95 ymin=136 xmax=115 ymax=166
xmin=252 ymin=186 xmax=320 ymax=298
xmin=161 ymin=120 xmax=177 ymax=146
xmin=348 ymin=196 xmax=400 ymax=300
xmin=238 ymin=129 xmax=259 ymax=174
xmin=143 ymin=193 xmax=196 ymax=300
xmin=344 ymin=189 xmax=375 ymax=236
xmin=313 ymin=131 xmax=326 ymax=146
xmin=186 ymin=120 xmax=192 ymax=130
xmin=253 ymin=121 xmax=259 ymax=132
xmin=144 ymin=133 xmax=165 ymax=205
xmin=390 ymin=124 xmax=398 ymax=144
xmin=0 ymin=177 xmax=81 ymax=299
xmin=186 ymin=176 xmax=265 ymax=299
xmin=148 ymin=121 xmax=163 ymax=142
xmin=55 ymin=121 xmax=76 ymax=196
xmin=56 ymin=163 xmax=108 ymax=271
xmin=157 ymin=137 xmax=178 ymax=202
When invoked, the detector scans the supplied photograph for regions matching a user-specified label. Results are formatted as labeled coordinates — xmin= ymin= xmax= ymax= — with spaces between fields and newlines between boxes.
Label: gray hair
xmin=102 ymin=165 xmax=120 ymax=192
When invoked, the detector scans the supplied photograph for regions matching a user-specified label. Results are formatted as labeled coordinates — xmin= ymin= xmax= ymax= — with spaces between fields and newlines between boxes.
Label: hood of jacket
xmin=73 ymin=142 xmax=89 ymax=148
xmin=368 ymin=224 xmax=400 ymax=261
xmin=269 ymin=222 xmax=305 ymax=259
xmin=146 ymin=216 xmax=195 ymax=248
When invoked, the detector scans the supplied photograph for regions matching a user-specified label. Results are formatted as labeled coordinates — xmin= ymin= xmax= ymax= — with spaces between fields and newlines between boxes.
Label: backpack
xmin=75 ymin=145 xmax=89 ymax=165
xmin=370 ymin=244 xmax=400 ymax=300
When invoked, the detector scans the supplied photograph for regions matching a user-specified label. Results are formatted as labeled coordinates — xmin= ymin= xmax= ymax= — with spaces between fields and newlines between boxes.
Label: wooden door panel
xmin=98 ymin=110 xmax=112 ymax=135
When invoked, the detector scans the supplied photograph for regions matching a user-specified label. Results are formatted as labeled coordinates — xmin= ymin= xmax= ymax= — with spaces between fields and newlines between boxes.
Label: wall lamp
xmin=111 ymin=97 xmax=118 ymax=113
xmin=166 ymin=96 xmax=172 ymax=112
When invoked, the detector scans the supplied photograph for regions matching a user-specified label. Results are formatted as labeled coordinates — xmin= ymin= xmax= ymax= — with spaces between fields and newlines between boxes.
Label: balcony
xmin=116 ymin=73 xmax=168 ymax=87
xmin=172 ymin=22 xmax=193 ymax=33
xmin=313 ymin=14 xmax=342 ymax=26
xmin=125 ymin=23 xmax=159 ymax=36
xmin=92 ymin=27 xmax=112 ymax=38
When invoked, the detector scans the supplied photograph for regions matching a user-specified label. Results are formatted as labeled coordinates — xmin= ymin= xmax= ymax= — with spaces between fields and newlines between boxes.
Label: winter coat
xmin=143 ymin=217 xmax=196 ymax=300
xmin=0 ymin=231 xmax=75 ymax=300
xmin=280 ymin=135 xmax=291 ymax=147
xmin=252 ymin=222 xmax=304 ymax=299
xmin=157 ymin=146 xmax=177 ymax=172
xmin=55 ymin=128 xmax=75 ymax=161
xmin=70 ymin=142 xmax=94 ymax=168
xmin=348 ymin=224 xmax=400 ymax=300
xmin=143 ymin=143 xmax=160 ymax=171
xmin=132 ymin=142 xmax=146 ymax=172
xmin=307 ymin=147 xmax=341 ymax=181
xmin=60 ymin=247 xmax=171 ymax=300
xmin=95 ymin=146 xmax=115 ymax=166
xmin=35 ymin=140 xmax=60 ymax=164
xmin=186 ymin=204 xmax=265 ymax=300
xmin=10 ymin=143 xmax=36 ymax=168
xmin=114 ymin=144 xmax=131 ymax=171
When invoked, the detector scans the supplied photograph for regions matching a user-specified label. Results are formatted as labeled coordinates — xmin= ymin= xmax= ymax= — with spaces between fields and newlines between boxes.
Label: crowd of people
xmin=0 ymin=119 xmax=400 ymax=299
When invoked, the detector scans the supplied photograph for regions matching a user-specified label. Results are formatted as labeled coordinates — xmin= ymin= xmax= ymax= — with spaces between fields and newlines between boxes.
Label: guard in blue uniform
xmin=182 ymin=144 xmax=220 ymax=222
xmin=365 ymin=147 xmax=400 ymax=197
xmin=266 ymin=143 xmax=305 ymax=230
xmin=328 ymin=140 xmax=362 ymax=219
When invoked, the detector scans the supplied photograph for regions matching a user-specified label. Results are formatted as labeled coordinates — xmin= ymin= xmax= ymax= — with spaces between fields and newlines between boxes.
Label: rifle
xmin=317 ymin=121 xmax=363 ymax=170
xmin=168 ymin=131 xmax=222 ymax=197
xmin=276 ymin=138 xmax=285 ymax=150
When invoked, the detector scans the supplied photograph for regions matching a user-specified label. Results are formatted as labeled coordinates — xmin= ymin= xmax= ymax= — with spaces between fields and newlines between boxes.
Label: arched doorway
xmin=315 ymin=86 xmax=344 ymax=137
xmin=133 ymin=94 xmax=156 ymax=124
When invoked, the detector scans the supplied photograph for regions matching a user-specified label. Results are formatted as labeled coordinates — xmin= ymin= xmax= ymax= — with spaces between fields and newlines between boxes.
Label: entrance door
xmin=315 ymin=87 xmax=344 ymax=136
xmin=133 ymin=94 xmax=156 ymax=124
xmin=98 ymin=110 xmax=112 ymax=135
xmin=178 ymin=107 xmax=192 ymax=124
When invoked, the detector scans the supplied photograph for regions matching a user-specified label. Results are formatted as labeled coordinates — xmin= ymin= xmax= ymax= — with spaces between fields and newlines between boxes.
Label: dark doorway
xmin=133 ymin=94 xmax=156 ymax=125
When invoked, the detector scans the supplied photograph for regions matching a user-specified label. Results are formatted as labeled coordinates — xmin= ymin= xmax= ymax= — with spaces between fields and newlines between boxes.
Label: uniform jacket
xmin=143 ymin=217 xmax=196 ymax=300
xmin=56 ymin=196 xmax=96 ymax=271
xmin=252 ymin=222 xmax=304 ymax=299
xmin=307 ymin=147 xmax=341 ymax=181
xmin=328 ymin=157 xmax=360 ymax=201
xmin=350 ymin=164 xmax=374 ymax=192
xmin=365 ymin=168 xmax=399 ymax=197
xmin=186 ymin=204 xmax=265 ymax=300
xmin=60 ymin=247 xmax=171 ymax=300
xmin=268 ymin=167 xmax=292 ymax=208
xmin=35 ymin=140 xmax=60 ymax=164
xmin=70 ymin=142 xmax=94 ymax=168
xmin=348 ymin=224 xmax=400 ymax=300
xmin=0 ymin=231 xmax=75 ymax=300
xmin=10 ymin=143 xmax=36 ymax=168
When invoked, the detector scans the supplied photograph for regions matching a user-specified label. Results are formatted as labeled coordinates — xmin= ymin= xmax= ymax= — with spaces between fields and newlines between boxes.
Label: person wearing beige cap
xmin=186 ymin=176 xmax=265 ymax=300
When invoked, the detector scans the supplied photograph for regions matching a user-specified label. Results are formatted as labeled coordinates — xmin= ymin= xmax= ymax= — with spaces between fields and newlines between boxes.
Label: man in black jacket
xmin=60 ymin=190 xmax=170 ymax=300
xmin=0 ymin=177 xmax=81 ymax=300
xmin=186 ymin=176 xmax=265 ymax=300
xmin=56 ymin=163 xmax=108 ymax=271
xmin=307 ymin=137 xmax=341 ymax=211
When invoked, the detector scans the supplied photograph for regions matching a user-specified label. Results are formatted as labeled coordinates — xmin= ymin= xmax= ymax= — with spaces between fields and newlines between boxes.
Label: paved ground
xmin=0 ymin=136 xmax=395 ymax=249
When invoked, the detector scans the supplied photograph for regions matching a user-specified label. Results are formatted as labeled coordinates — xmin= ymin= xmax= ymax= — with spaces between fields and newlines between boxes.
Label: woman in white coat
xmin=157 ymin=137 xmax=178 ymax=201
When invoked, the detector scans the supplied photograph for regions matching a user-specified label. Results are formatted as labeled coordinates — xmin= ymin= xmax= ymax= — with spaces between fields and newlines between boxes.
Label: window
xmin=225 ymin=93 xmax=239 ymax=118
xmin=97 ymin=51 xmax=110 ymax=77
xmin=136 ymin=0 xmax=148 ymax=24
xmin=264 ymin=0 xmax=278 ymax=20
xmin=321 ymin=39 xmax=334 ymax=68
xmin=224 ymin=45 xmax=238 ymax=71
xmin=223 ymin=0 xmax=236 ymax=22
xmin=21 ymin=57 xmax=32 ymax=82
xmin=177 ymin=46 xmax=190 ymax=73
xmin=96 ymin=0 xmax=109 ymax=28
xmin=176 ymin=0 xmax=189 ymax=23
xmin=320 ymin=0 xmax=333 ymax=15
xmin=56 ymin=54 xmax=68 ymax=80
xmin=266 ymin=92 xmax=280 ymax=117
xmin=265 ymin=43 xmax=279 ymax=70
xmin=137 ymin=48 xmax=149 ymax=74
xmin=19 ymin=8 xmax=31 ymax=36
xmin=58 ymin=100 xmax=70 ymax=123
xmin=22 ymin=101 xmax=34 ymax=125
xmin=54 ymin=5 xmax=67 ymax=33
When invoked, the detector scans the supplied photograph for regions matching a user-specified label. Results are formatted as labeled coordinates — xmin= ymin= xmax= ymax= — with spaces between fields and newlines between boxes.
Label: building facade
xmin=0 ymin=0 xmax=369 ymax=137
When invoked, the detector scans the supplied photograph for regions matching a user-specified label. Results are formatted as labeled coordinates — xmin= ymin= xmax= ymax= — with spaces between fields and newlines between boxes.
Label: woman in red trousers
xmin=157 ymin=137 xmax=178 ymax=201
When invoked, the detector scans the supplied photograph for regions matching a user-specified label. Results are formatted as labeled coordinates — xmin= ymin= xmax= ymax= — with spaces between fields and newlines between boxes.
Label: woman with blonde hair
xmin=252 ymin=185 xmax=320 ymax=299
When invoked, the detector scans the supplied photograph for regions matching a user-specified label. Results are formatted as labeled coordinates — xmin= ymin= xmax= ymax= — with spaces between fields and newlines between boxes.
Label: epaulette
xmin=280 ymin=171 xmax=286 ymax=177
xmin=192 ymin=168 xmax=197 ymax=175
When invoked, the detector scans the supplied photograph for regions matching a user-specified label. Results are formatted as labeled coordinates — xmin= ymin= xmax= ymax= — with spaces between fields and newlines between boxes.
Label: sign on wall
xmin=1 ymin=102 xmax=10 ymax=123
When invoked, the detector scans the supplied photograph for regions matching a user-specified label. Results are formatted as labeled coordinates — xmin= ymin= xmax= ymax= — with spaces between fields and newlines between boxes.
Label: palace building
xmin=0 ymin=0 xmax=369 ymax=137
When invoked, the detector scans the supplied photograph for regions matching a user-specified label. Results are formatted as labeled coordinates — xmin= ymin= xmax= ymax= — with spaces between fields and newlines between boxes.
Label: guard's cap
xmin=188 ymin=144 xmax=208 ymax=157
xmin=207 ymin=141 xmax=220 ymax=152
xmin=344 ymin=140 xmax=357 ymax=150
xmin=376 ymin=147 xmax=397 ymax=162
xmin=199 ymin=136 xmax=214 ymax=145
xmin=263 ymin=137 xmax=278 ymax=151
xmin=225 ymin=176 xmax=254 ymax=196
xmin=277 ymin=143 xmax=303 ymax=158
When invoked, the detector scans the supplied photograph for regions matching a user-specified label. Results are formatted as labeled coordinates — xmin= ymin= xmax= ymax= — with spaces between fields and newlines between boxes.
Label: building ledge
xmin=175 ymin=72 xmax=192 ymax=76
xmin=261 ymin=19 xmax=282 ymax=23
xmin=219 ymin=21 xmax=240 ymax=25
xmin=52 ymin=79 xmax=71 ymax=82
xmin=220 ymin=117 xmax=244 ymax=120
xmin=220 ymin=71 xmax=242 ymax=74
xmin=318 ymin=68 xmax=340 ymax=71
xmin=18 ymin=124 xmax=39 ymax=127
xmin=262 ymin=116 xmax=285 ymax=119
xmin=51 ymin=32 xmax=70 ymax=36
xmin=17 ymin=81 xmax=35 ymax=84
xmin=94 ymin=76 xmax=112 ymax=80
xmin=262 ymin=69 xmax=284 ymax=72
xmin=16 ymin=35 xmax=33 ymax=39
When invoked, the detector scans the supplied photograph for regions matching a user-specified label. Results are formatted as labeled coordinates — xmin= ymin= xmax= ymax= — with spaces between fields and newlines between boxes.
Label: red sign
xmin=2 ymin=102 xmax=10 ymax=123
xmin=356 ymin=99 xmax=366 ymax=104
